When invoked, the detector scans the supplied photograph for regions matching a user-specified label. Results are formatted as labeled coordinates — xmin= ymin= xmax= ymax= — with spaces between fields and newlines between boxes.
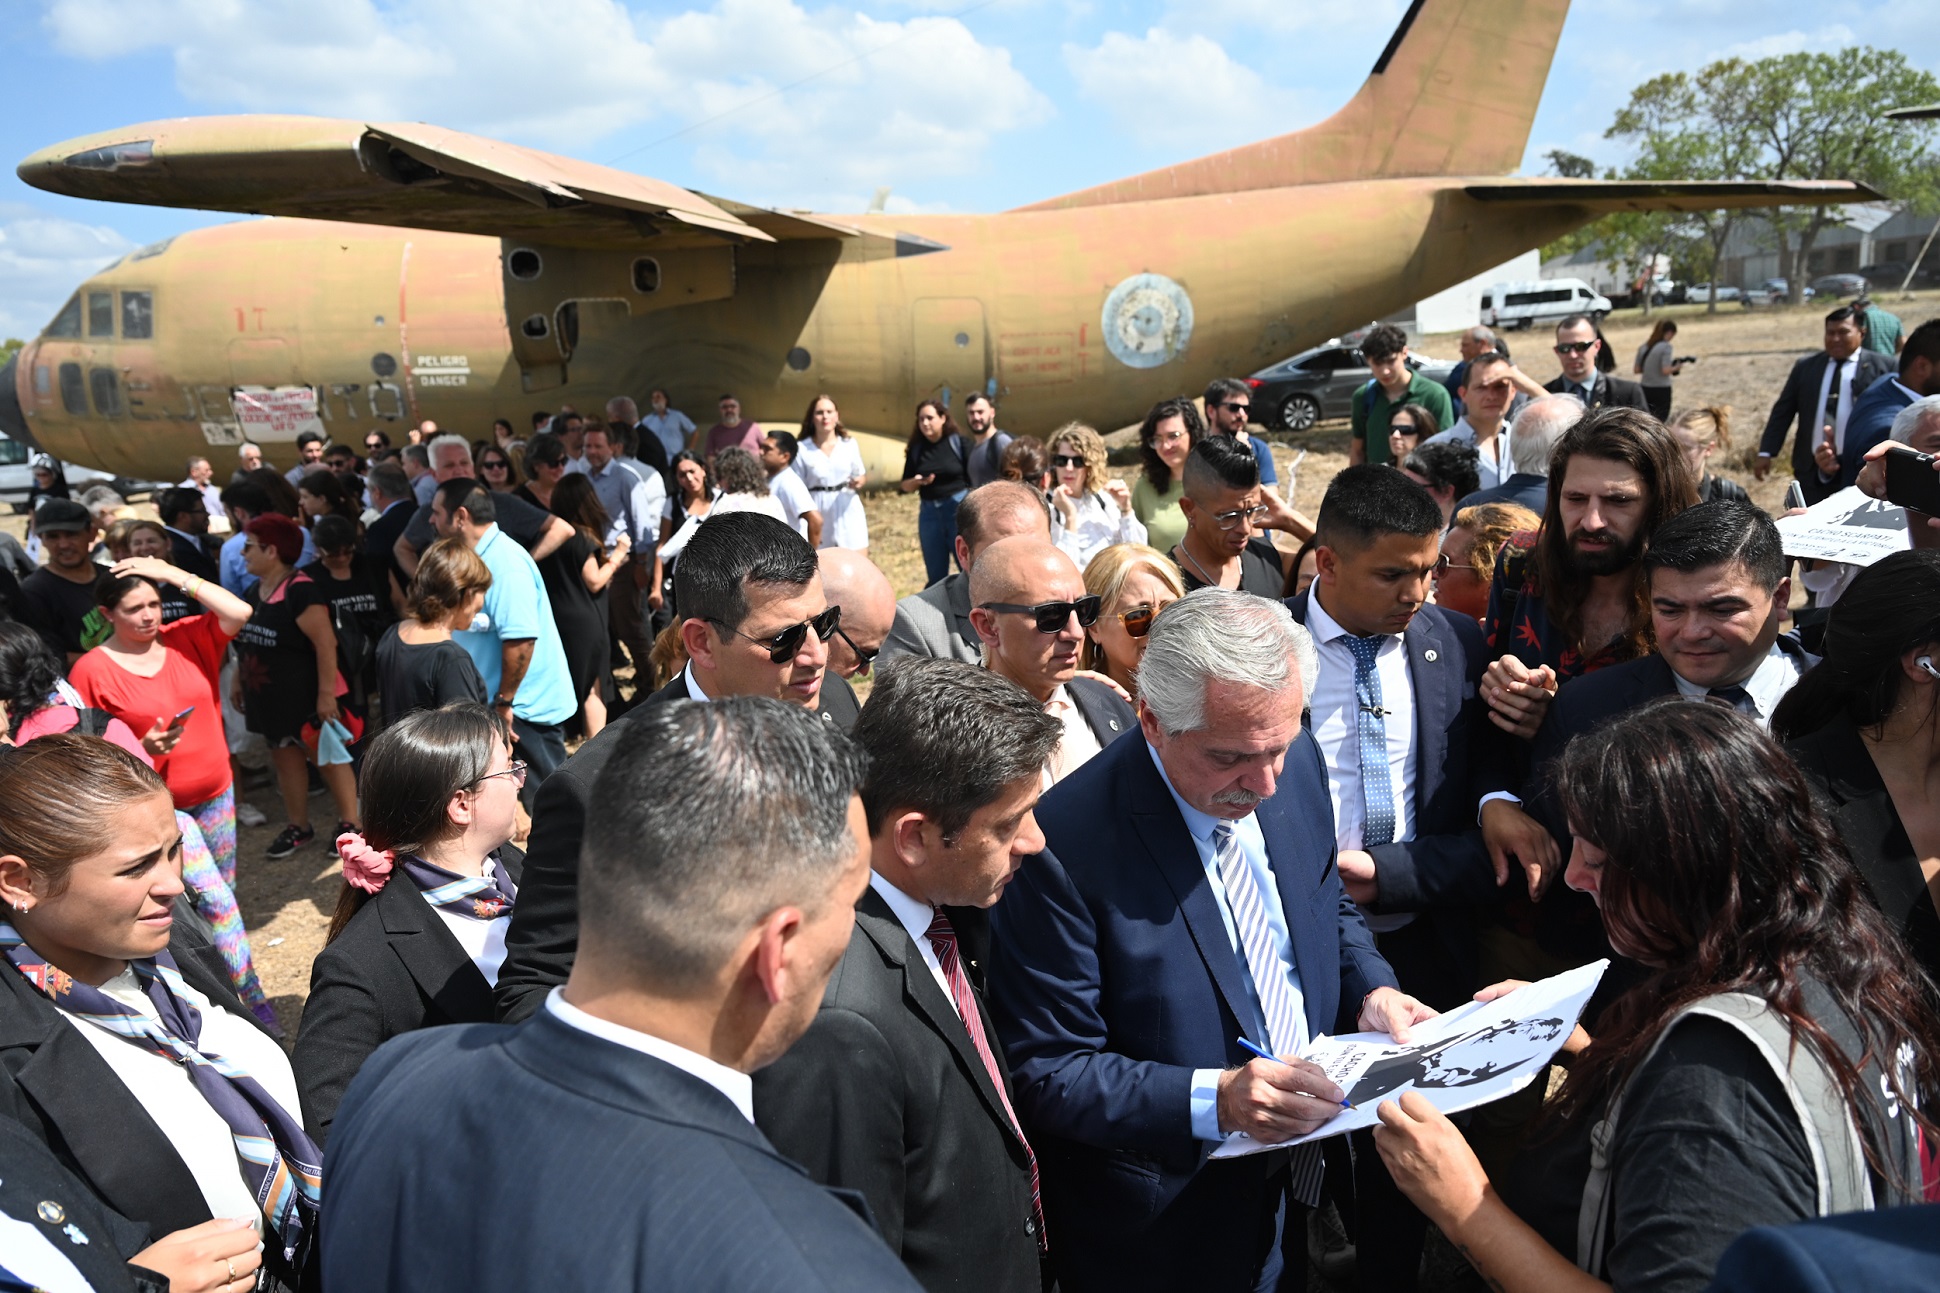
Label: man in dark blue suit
xmin=1834 ymin=318 xmax=1940 ymax=489
xmin=988 ymin=588 xmax=1433 ymax=1293
xmin=1285 ymin=466 xmax=1493 ymax=1290
xmin=321 ymin=698 xmax=920 ymax=1292
xmin=1755 ymin=305 xmax=1894 ymax=504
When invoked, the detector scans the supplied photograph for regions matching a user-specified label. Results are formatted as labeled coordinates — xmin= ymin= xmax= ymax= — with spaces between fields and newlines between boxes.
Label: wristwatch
xmin=493 ymin=694 xmax=516 ymax=708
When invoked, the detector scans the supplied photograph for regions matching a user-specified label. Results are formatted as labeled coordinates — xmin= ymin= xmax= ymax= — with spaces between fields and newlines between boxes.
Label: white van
xmin=0 ymin=432 xmax=156 ymax=512
xmin=1480 ymin=278 xmax=1612 ymax=331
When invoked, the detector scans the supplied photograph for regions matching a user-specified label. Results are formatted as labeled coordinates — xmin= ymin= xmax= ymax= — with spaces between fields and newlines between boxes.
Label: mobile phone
xmin=1885 ymin=447 xmax=1940 ymax=516
xmin=167 ymin=706 xmax=194 ymax=731
xmin=1783 ymin=481 xmax=1806 ymax=512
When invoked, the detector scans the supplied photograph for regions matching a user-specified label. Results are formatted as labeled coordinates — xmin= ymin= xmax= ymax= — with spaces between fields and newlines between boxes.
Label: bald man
xmin=882 ymin=481 xmax=1055 ymax=664
xmin=969 ymin=536 xmax=1136 ymax=785
xmin=818 ymin=548 xmax=896 ymax=679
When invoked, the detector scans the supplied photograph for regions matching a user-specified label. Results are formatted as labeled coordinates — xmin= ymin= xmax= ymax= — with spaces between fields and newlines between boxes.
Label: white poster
xmin=1211 ymin=959 xmax=1607 ymax=1157
xmin=232 ymin=385 xmax=326 ymax=444
xmin=1775 ymin=485 xmax=1909 ymax=566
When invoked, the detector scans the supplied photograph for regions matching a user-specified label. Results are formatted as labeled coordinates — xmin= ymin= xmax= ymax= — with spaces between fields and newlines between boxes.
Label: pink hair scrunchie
xmin=337 ymin=831 xmax=396 ymax=894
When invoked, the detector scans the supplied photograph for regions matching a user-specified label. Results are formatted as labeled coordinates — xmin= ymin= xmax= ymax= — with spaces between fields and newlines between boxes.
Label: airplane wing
xmin=1464 ymin=178 xmax=1885 ymax=212
xmin=17 ymin=115 xmax=892 ymax=253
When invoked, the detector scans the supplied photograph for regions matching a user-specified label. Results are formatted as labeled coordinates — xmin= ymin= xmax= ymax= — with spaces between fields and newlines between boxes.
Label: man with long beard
xmin=1466 ymin=406 xmax=1699 ymax=949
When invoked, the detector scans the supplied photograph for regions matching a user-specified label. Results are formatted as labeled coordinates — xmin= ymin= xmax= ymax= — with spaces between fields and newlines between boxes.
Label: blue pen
xmin=1234 ymin=1036 xmax=1355 ymax=1109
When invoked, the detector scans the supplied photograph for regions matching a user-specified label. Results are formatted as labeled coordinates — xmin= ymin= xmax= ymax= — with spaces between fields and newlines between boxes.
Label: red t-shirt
xmin=69 ymin=615 xmax=234 ymax=807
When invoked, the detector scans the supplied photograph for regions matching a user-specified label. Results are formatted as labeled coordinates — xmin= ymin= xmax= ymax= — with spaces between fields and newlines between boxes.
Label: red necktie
xmin=926 ymin=909 xmax=1046 ymax=1252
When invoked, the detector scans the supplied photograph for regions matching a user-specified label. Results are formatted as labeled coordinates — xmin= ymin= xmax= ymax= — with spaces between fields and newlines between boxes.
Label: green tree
xmin=0 ymin=339 xmax=21 ymax=366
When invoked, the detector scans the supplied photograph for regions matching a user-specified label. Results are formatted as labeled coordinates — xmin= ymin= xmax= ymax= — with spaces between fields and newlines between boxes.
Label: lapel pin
xmin=64 ymin=1222 xmax=90 ymax=1246
xmin=1424 ymin=649 xmax=1438 ymax=662
xmin=36 ymin=1201 xmax=65 ymax=1224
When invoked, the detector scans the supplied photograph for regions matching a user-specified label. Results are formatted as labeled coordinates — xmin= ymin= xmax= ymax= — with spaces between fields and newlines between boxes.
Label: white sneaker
xmin=237 ymin=802 xmax=268 ymax=827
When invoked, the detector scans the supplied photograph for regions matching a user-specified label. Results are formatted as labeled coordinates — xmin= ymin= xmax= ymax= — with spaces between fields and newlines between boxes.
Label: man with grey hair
xmin=396 ymin=432 xmax=571 ymax=578
xmin=322 ymin=698 xmax=920 ymax=1291
xmin=989 ymin=588 xmax=1431 ymax=1291
xmin=400 ymin=441 xmax=435 ymax=505
xmin=1455 ymin=391 xmax=1583 ymax=514
xmin=758 ymin=659 xmax=1062 ymax=1292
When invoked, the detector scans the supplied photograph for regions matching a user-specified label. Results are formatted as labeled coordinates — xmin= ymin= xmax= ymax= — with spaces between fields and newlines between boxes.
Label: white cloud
xmin=1063 ymin=27 xmax=1309 ymax=153
xmin=1722 ymin=23 xmax=1856 ymax=60
xmin=37 ymin=0 xmax=1050 ymax=210
xmin=0 ymin=204 xmax=135 ymax=340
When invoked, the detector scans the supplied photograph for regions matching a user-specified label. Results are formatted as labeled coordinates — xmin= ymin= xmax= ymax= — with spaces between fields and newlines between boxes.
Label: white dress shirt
xmin=1424 ymin=418 xmax=1510 ymax=491
xmin=1817 ymin=353 xmax=1859 ymax=455
xmin=1042 ymin=683 xmax=1104 ymax=787
xmin=422 ymin=861 xmax=518 ymax=986
xmin=1668 ymin=640 xmax=1804 ymax=728
xmin=769 ymin=466 xmax=819 ymax=539
xmin=1307 ymin=596 xmax=1419 ymax=932
xmin=869 ymin=872 xmax=955 ymax=1014
xmin=544 ymin=987 xmax=755 ymax=1122
xmin=61 ymin=967 xmax=302 ymax=1230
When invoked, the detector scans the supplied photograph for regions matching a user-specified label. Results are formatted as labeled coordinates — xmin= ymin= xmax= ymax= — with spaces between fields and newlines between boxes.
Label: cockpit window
xmin=88 ymin=292 xmax=113 ymax=338
xmin=46 ymin=295 xmax=82 ymax=338
xmin=121 ymin=291 xmax=153 ymax=340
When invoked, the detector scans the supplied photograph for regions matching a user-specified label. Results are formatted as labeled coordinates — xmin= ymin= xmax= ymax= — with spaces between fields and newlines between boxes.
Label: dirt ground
xmin=18 ymin=291 xmax=1932 ymax=1031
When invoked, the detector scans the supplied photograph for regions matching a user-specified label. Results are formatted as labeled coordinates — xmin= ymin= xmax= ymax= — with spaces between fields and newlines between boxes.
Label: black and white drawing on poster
xmin=1774 ymin=485 xmax=1908 ymax=566
xmin=1211 ymin=959 xmax=1607 ymax=1158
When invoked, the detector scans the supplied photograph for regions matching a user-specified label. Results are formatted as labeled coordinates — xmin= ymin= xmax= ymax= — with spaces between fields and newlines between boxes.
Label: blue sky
xmin=2 ymin=0 xmax=1933 ymax=337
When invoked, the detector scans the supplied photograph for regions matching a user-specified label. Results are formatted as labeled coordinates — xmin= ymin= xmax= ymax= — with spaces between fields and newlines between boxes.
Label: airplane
xmin=2 ymin=0 xmax=1878 ymax=486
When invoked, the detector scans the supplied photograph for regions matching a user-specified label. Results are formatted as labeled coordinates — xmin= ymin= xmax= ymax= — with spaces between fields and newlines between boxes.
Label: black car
xmin=1245 ymin=343 xmax=1457 ymax=433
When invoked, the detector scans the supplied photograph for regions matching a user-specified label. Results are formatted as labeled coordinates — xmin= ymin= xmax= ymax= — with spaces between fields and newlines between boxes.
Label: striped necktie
xmin=926 ymin=910 xmax=1046 ymax=1251
xmin=1 ymin=926 xmax=319 ymax=1263
xmin=402 ymin=854 xmax=517 ymax=921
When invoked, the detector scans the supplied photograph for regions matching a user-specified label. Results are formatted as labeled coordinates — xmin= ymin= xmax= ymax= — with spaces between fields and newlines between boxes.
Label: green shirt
xmin=1132 ymin=474 xmax=1189 ymax=556
xmin=1351 ymin=371 xmax=1455 ymax=466
xmin=1862 ymin=305 xmax=1903 ymax=357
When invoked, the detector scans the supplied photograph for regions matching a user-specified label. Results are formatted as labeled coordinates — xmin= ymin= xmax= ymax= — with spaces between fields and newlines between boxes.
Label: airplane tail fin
xmin=1016 ymin=0 xmax=1570 ymax=212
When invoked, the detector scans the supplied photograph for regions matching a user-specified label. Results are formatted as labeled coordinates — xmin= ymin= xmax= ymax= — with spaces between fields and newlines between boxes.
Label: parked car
xmin=1742 ymin=278 xmax=1815 ymax=308
xmin=1809 ymin=273 xmax=1871 ymax=299
xmin=0 ymin=432 xmax=161 ymax=512
xmin=1858 ymin=260 xmax=1940 ymax=290
xmin=1246 ymin=343 xmax=1457 ymax=433
xmin=1683 ymin=282 xmax=1742 ymax=303
xmin=1480 ymin=278 xmax=1611 ymax=331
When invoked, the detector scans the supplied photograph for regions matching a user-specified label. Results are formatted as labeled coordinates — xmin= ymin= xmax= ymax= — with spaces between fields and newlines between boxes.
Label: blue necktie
xmin=1706 ymin=684 xmax=1754 ymax=715
xmin=1344 ymin=635 xmax=1397 ymax=848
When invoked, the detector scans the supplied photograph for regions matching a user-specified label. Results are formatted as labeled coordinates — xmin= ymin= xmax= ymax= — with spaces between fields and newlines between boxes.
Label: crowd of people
xmin=1 ymin=303 xmax=1939 ymax=1293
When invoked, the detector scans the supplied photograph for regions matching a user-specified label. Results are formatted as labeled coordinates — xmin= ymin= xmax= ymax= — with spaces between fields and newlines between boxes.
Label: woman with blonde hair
xmin=1048 ymin=422 xmax=1146 ymax=570
xmin=1079 ymin=543 xmax=1183 ymax=699
xmin=375 ymin=537 xmax=492 ymax=725
xmin=794 ymin=393 xmax=868 ymax=549
xmin=1667 ymin=406 xmax=1749 ymax=504
xmin=1439 ymin=501 xmax=1543 ymax=624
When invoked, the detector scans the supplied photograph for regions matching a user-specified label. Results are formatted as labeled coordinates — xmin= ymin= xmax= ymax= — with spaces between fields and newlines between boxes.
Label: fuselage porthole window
xmin=58 ymin=363 xmax=86 ymax=415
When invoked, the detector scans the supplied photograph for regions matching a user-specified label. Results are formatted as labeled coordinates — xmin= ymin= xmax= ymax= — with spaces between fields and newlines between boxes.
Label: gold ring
xmin=225 ymin=1257 xmax=238 ymax=1281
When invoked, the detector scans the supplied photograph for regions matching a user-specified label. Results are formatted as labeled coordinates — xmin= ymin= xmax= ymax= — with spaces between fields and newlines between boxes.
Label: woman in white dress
xmin=1047 ymin=422 xmax=1145 ymax=570
xmin=792 ymin=395 xmax=869 ymax=550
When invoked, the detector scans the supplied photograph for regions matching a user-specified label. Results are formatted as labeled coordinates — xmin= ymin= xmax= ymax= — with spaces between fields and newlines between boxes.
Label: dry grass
xmin=14 ymin=291 xmax=1932 ymax=1027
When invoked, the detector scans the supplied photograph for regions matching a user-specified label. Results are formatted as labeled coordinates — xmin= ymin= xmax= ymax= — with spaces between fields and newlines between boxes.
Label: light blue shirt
xmin=454 ymin=525 xmax=576 ymax=726
xmin=1146 ymin=742 xmax=1308 ymax=1142
xmin=585 ymin=458 xmax=664 ymax=550
xmin=640 ymin=409 xmax=696 ymax=461
xmin=219 ymin=526 xmax=316 ymax=595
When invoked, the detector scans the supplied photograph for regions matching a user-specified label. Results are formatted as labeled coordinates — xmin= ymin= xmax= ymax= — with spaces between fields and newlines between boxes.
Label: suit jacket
xmin=0 ymin=936 xmax=283 ymax=1246
xmin=1708 ymin=1204 xmax=1940 ymax=1293
xmin=754 ymin=889 xmax=1039 ymax=1293
xmin=882 ymin=573 xmax=980 ymax=665
xmin=987 ymin=727 xmax=1396 ymax=1291
xmin=1787 ymin=716 xmax=1940 ymax=995
xmin=293 ymin=845 xmax=525 ymax=1141
xmin=495 ymin=668 xmax=860 ymax=1022
xmin=1065 ymin=674 xmax=1136 ymax=752
xmin=1838 ymin=374 xmax=1917 ymax=489
xmin=0 ymin=1115 xmax=163 ymax=1292
xmin=1543 ymin=371 xmax=1650 ymax=412
xmin=1456 ymin=472 xmax=1548 ymax=517
xmin=320 ymin=1007 xmax=921 ymax=1292
xmin=166 ymin=530 xmax=220 ymax=583
xmin=1758 ymin=349 xmax=1895 ymax=499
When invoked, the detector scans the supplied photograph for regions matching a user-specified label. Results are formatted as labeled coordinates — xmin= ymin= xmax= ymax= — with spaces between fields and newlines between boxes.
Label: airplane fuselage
xmin=13 ymin=178 xmax=1586 ymax=482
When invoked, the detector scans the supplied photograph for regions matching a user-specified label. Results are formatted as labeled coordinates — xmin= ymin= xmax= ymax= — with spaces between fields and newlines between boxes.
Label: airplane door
xmin=911 ymin=299 xmax=988 ymax=412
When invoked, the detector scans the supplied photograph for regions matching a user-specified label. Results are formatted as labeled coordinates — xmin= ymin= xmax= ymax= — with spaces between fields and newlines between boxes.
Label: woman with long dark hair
xmin=1374 ymin=700 xmax=1936 ymax=1293
xmin=295 ymin=469 xmax=358 ymax=528
xmin=543 ymin=473 xmax=628 ymax=738
xmin=899 ymin=399 xmax=970 ymax=586
xmin=1632 ymin=319 xmax=1686 ymax=421
xmin=794 ymin=394 xmax=868 ymax=549
xmin=294 ymin=703 xmax=523 ymax=1141
xmin=1774 ymin=548 xmax=1940 ymax=992
xmin=515 ymin=431 xmax=568 ymax=511
xmin=1132 ymin=396 xmax=1202 ymax=555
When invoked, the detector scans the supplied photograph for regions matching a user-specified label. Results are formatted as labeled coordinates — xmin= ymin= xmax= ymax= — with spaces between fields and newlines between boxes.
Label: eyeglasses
xmin=1553 ymin=341 xmax=1596 ymax=356
xmin=1211 ymin=503 xmax=1271 ymax=530
xmin=1117 ymin=602 xmax=1159 ymax=637
xmin=1216 ymin=402 xmax=1251 ymax=413
xmin=978 ymin=595 xmax=1102 ymax=633
xmin=835 ymin=626 xmax=879 ymax=674
xmin=480 ymin=459 xmax=508 ymax=471
xmin=712 ymin=605 xmax=841 ymax=663
xmin=1051 ymin=454 xmax=1085 ymax=468
xmin=472 ymin=761 xmax=528 ymax=789
xmin=1154 ymin=429 xmax=1190 ymax=444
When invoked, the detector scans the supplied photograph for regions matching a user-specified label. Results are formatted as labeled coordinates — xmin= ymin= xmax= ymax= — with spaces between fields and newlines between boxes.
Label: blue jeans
xmin=918 ymin=491 xmax=966 ymax=587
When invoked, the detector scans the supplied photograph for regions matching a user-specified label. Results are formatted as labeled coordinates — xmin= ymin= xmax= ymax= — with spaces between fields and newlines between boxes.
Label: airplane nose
xmin=0 ymin=354 xmax=34 ymax=449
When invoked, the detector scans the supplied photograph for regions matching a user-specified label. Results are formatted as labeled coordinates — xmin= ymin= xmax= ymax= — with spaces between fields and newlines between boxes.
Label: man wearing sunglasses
xmin=1541 ymin=315 xmax=1649 ymax=413
xmin=969 ymin=536 xmax=1136 ymax=786
xmin=1283 ymin=466 xmax=1493 ymax=1290
xmin=817 ymin=547 xmax=896 ymax=679
xmin=496 ymin=512 xmax=862 ymax=1024
xmin=883 ymin=481 xmax=1059 ymax=666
